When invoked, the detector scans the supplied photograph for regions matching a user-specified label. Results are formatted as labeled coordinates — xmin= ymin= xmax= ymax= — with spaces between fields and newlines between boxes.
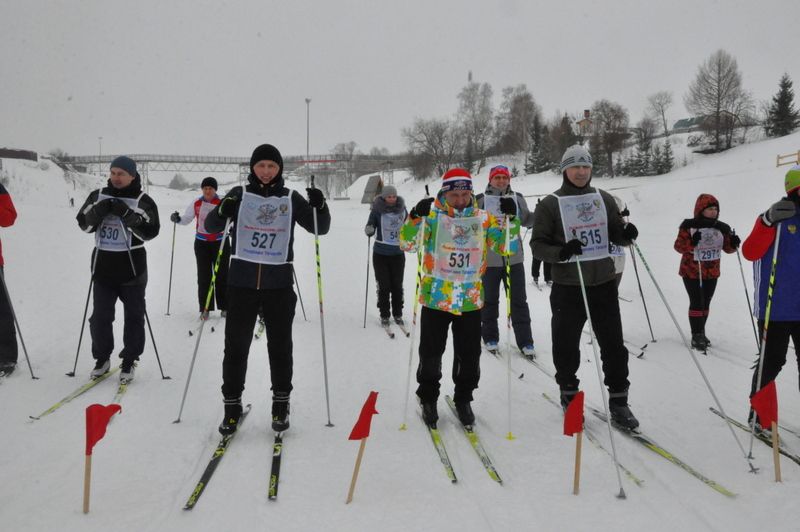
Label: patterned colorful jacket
xmin=673 ymin=193 xmax=736 ymax=280
xmin=399 ymin=194 xmax=519 ymax=314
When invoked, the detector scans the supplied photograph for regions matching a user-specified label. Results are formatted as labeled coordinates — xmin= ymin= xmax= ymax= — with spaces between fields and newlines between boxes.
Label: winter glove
xmin=84 ymin=198 xmax=115 ymax=225
xmin=217 ymin=194 xmax=240 ymax=218
xmin=364 ymin=224 xmax=375 ymax=237
xmin=762 ymin=199 xmax=796 ymax=226
xmin=499 ymin=197 xmax=517 ymax=216
xmin=691 ymin=230 xmax=702 ymax=246
xmin=713 ymin=221 xmax=731 ymax=235
xmin=558 ymin=239 xmax=584 ymax=261
xmin=622 ymin=222 xmax=638 ymax=241
xmin=410 ymin=197 xmax=434 ymax=219
xmin=120 ymin=209 xmax=145 ymax=228
xmin=110 ymin=199 xmax=129 ymax=217
xmin=306 ymin=187 xmax=325 ymax=209
xmin=170 ymin=211 xmax=181 ymax=223
xmin=729 ymin=233 xmax=741 ymax=249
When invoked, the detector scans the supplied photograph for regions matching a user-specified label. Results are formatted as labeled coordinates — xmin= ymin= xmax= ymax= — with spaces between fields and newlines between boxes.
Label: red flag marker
xmin=563 ymin=391 xmax=584 ymax=437
xmin=84 ymin=403 xmax=122 ymax=513
xmin=750 ymin=381 xmax=781 ymax=481
xmin=346 ymin=391 xmax=379 ymax=503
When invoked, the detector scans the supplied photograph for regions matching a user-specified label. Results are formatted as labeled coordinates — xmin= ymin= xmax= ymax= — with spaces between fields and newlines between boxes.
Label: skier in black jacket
xmin=76 ymin=156 xmax=160 ymax=383
xmin=205 ymin=144 xmax=331 ymax=435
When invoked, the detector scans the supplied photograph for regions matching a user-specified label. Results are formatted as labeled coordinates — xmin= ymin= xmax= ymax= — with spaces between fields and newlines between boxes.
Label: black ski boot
xmin=560 ymin=389 xmax=579 ymax=412
xmin=609 ymin=402 xmax=640 ymax=431
xmin=691 ymin=333 xmax=708 ymax=351
xmin=455 ymin=401 xmax=475 ymax=426
xmin=421 ymin=401 xmax=438 ymax=428
xmin=0 ymin=362 xmax=16 ymax=376
xmin=271 ymin=392 xmax=290 ymax=432
xmin=219 ymin=398 xmax=243 ymax=436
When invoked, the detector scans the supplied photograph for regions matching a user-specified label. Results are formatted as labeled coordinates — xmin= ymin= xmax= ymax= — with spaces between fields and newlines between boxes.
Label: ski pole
xmin=749 ymin=223 xmax=782 ymax=458
xmin=0 ymin=267 xmax=37 ymax=379
xmin=734 ymin=235 xmax=760 ymax=350
xmin=628 ymin=243 xmax=655 ymax=343
xmin=363 ymin=235 xmax=371 ymax=328
xmin=118 ymin=220 xmax=170 ymax=380
xmin=174 ymin=218 xmax=233 ymax=423
xmin=504 ymin=216 xmax=514 ymax=440
xmin=67 ymin=248 xmax=99 ymax=377
xmin=571 ymin=236 xmax=626 ymax=499
xmin=292 ymin=265 xmax=308 ymax=322
xmin=631 ymin=241 xmax=757 ymax=472
xmin=401 ymin=185 xmax=429 ymax=430
xmin=166 ymin=219 xmax=176 ymax=315
xmin=311 ymin=176 xmax=334 ymax=427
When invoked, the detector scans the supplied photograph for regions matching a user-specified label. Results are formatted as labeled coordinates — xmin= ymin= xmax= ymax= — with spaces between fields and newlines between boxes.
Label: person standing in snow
xmin=742 ymin=165 xmax=800 ymax=421
xmin=76 ymin=156 xmax=160 ymax=383
xmin=610 ymin=195 xmax=629 ymax=287
xmin=0 ymin=183 xmax=18 ymax=376
xmin=531 ymin=145 xmax=640 ymax=430
xmin=673 ymin=193 xmax=739 ymax=351
xmin=364 ymin=184 xmax=408 ymax=327
xmin=529 ymin=198 xmax=552 ymax=287
xmin=399 ymin=168 xmax=519 ymax=427
xmin=170 ymin=177 xmax=230 ymax=318
xmin=205 ymin=144 xmax=330 ymax=436
xmin=475 ymin=164 xmax=536 ymax=358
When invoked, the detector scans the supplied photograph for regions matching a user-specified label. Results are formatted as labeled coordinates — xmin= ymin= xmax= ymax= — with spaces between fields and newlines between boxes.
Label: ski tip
xmin=29 ymin=415 xmax=40 ymax=421
xmin=399 ymin=423 xmax=408 ymax=431
xmin=506 ymin=432 xmax=516 ymax=440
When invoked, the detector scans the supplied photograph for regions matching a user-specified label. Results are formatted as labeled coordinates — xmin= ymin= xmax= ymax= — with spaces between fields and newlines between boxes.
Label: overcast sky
xmin=1 ymin=0 xmax=797 ymax=159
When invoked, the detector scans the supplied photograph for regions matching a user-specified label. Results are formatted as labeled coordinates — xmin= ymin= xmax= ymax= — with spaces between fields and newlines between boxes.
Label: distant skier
xmin=531 ymin=145 xmax=640 ymax=430
xmin=76 ymin=156 xmax=160 ymax=382
xmin=475 ymin=164 xmax=536 ymax=358
xmin=0 ymin=183 xmax=18 ymax=376
xmin=170 ymin=176 xmax=230 ymax=318
xmin=400 ymin=168 xmax=519 ymax=427
xmin=364 ymin=184 xmax=407 ymax=327
xmin=743 ymin=165 xmax=800 ymax=426
xmin=205 ymin=144 xmax=330 ymax=436
xmin=673 ymin=193 xmax=739 ymax=351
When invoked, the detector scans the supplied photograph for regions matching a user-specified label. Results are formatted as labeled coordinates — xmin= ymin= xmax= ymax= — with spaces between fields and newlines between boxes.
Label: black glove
xmin=364 ymin=224 xmax=375 ymax=237
xmin=619 ymin=207 xmax=630 ymax=218
xmin=713 ymin=221 xmax=731 ymax=235
xmin=110 ymin=199 xmax=129 ymax=217
xmin=622 ymin=222 xmax=638 ymax=241
xmin=499 ymin=197 xmax=517 ymax=216
xmin=729 ymin=233 xmax=741 ymax=249
xmin=410 ymin=197 xmax=434 ymax=219
xmin=218 ymin=195 xmax=240 ymax=218
xmin=691 ymin=230 xmax=702 ymax=246
xmin=170 ymin=211 xmax=181 ymax=223
xmin=121 ymin=209 xmax=145 ymax=228
xmin=558 ymin=239 xmax=584 ymax=261
xmin=306 ymin=188 xmax=325 ymax=209
xmin=91 ymin=198 xmax=115 ymax=219
xmin=762 ymin=199 xmax=796 ymax=226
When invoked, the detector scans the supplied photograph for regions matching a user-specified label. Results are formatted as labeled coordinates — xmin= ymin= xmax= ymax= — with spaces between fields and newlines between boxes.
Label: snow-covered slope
xmin=1 ymin=132 xmax=800 ymax=531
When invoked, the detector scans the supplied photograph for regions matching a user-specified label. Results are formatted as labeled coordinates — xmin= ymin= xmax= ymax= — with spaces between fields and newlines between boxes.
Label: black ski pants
xmin=529 ymin=239 xmax=552 ymax=282
xmin=416 ymin=306 xmax=482 ymax=404
xmin=550 ymin=280 xmax=630 ymax=398
xmin=750 ymin=320 xmax=800 ymax=395
xmin=221 ymin=285 xmax=297 ymax=400
xmin=373 ymin=252 xmax=405 ymax=319
xmin=480 ymin=263 xmax=533 ymax=348
xmin=89 ymin=278 xmax=147 ymax=364
xmin=195 ymin=238 xmax=230 ymax=312
xmin=0 ymin=267 xmax=17 ymax=365
xmin=682 ymin=277 xmax=718 ymax=334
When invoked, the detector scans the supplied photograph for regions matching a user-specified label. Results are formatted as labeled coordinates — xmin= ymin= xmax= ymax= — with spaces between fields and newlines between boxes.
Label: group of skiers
xmin=2 ymin=143 xmax=796 ymax=439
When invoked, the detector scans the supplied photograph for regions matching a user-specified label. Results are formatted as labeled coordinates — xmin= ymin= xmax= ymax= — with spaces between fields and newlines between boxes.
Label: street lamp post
xmin=98 ymin=136 xmax=103 ymax=176
xmin=305 ymin=98 xmax=311 ymax=184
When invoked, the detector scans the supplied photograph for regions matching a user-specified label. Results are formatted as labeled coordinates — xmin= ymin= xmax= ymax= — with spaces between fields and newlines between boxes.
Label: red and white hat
xmin=489 ymin=165 xmax=511 ymax=180
xmin=441 ymin=168 xmax=473 ymax=192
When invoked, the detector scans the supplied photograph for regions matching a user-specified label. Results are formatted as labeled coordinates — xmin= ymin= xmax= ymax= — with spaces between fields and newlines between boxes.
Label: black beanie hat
xmin=249 ymin=144 xmax=283 ymax=175
xmin=110 ymin=156 xmax=138 ymax=178
xmin=201 ymin=177 xmax=218 ymax=190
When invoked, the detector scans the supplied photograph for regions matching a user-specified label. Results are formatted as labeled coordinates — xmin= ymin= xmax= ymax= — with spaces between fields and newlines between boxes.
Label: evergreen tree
xmin=765 ymin=73 xmax=800 ymax=137
xmin=661 ymin=140 xmax=674 ymax=173
xmin=525 ymin=117 xmax=554 ymax=174
xmin=650 ymin=144 xmax=663 ymax=175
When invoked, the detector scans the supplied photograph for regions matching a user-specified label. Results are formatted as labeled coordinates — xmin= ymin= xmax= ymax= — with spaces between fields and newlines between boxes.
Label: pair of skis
xmin=184 ymin=406 xmax=285 ymax=510
xmin=30 ymin=368 xmax=125 ymax=421
xmin=382 ymin=320 xmax=410 ymax=339
xmin=709 ymin=407 xmax=800 ymax=467
xmin=421 ymin=396 xmax=502 ymax=484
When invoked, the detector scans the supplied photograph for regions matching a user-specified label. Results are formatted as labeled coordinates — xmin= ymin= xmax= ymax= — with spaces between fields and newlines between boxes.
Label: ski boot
xmin=421 ymin=401 xmax=439 ymax=428
xmin=91 ymin=359 xmax=110 ymax=379
xmin=455 ymin=401 xmax=475 ymax=426
xmin=272 ymin=392 xmax=290 ymax=432
xmin=609 ymin=402 xmax=640 ymax=431
xmin=219 ymin=398 xmax=243 ymax=436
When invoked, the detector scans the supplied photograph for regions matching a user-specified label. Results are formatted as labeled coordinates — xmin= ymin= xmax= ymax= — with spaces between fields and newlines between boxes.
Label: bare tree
xmin=457 ymin=81 xmax=494 ymax=173
xmin=684 ymin=49 xmax=747 ymax=151
xmin=589 ymin=99 xmax=630 ymax=176
xmin=635 ymin=117 xmax=658 ymax=151
xmin=494 ymin=84 xmax=541 ymax=155
xmin=647 ymin=91 xmax=673 ymax=137
xmin=402 ymin=117 xmax=464 ymax=179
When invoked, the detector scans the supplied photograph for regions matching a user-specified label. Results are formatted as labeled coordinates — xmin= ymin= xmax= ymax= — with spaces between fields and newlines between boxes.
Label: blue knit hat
xmin=110 ymin=156 xmax=138 ymax=178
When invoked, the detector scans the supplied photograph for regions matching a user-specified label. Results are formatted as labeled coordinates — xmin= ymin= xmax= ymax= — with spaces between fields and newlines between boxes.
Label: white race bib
xmin=431 ymin=215 xmax=484 ymax=282
xmin=692 ymin=228 xmax=723 ymax=262
xmin=197 ymin=201 xmax=216 ymax=235
xmin=94 ymin=193 xmax=144 ymax=252
xmin=482 ymin=194 xmax=517 ymax=219
xmin=377 ymin=211 xmax=404 ymax=246
xmin=233 ymin=192 xmax=292 ymax=264
xmin=609 ymin=242 xmax=626 ymax=257
xmin=557 ymin=193 xmax=609 ymax=262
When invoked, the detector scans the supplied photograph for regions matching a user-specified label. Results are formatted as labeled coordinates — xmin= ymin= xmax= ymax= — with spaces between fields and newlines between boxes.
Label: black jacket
xmin=205 ymin=174 xmax=331 ymax=289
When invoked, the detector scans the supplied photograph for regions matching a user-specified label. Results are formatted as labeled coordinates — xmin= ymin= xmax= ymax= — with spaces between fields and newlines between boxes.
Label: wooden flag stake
xmin=573 ymin=431 xmax=583 ymax=495
xmin=771 ymin=422 xmax=781 ymax=482
xmin=346 ymin=438 xmax=368 ymax=504
xmin=83 ymin=455 xmax=92 ymax=514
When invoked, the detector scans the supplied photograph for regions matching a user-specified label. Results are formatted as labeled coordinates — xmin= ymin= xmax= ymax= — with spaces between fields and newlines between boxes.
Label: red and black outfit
xmin=0 ymin=183 xmax=18 ymax=371
xmin=673 ymin=194 xmax=737 ymax=345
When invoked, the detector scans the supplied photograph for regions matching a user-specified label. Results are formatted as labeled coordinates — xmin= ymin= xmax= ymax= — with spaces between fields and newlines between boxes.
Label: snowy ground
xmin=1 ymin=133 xmax=800 ymax=532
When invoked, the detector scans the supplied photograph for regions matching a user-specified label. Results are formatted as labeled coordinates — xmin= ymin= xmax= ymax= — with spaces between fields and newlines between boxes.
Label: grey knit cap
xmin=560 ymin=145 xmax=593 ymax=172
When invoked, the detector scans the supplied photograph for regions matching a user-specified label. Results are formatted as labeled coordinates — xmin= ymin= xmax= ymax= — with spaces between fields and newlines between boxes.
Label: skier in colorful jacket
xmin=171 ymin=176 xmax=230 ymax=316
xmin=673 ymin=193 xmax=739 ymax=351
xmin=399 ymin=167 xmax=519 ymax=428
xmin=742 ymin=165 xmax=800 ymax=406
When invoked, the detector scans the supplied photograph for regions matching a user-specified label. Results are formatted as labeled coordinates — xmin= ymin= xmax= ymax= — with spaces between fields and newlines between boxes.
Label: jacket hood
xmin=693 ymin=193 xmax=719 ymax=217
xmin=371 ymin=195 xmax=405 ymax=214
